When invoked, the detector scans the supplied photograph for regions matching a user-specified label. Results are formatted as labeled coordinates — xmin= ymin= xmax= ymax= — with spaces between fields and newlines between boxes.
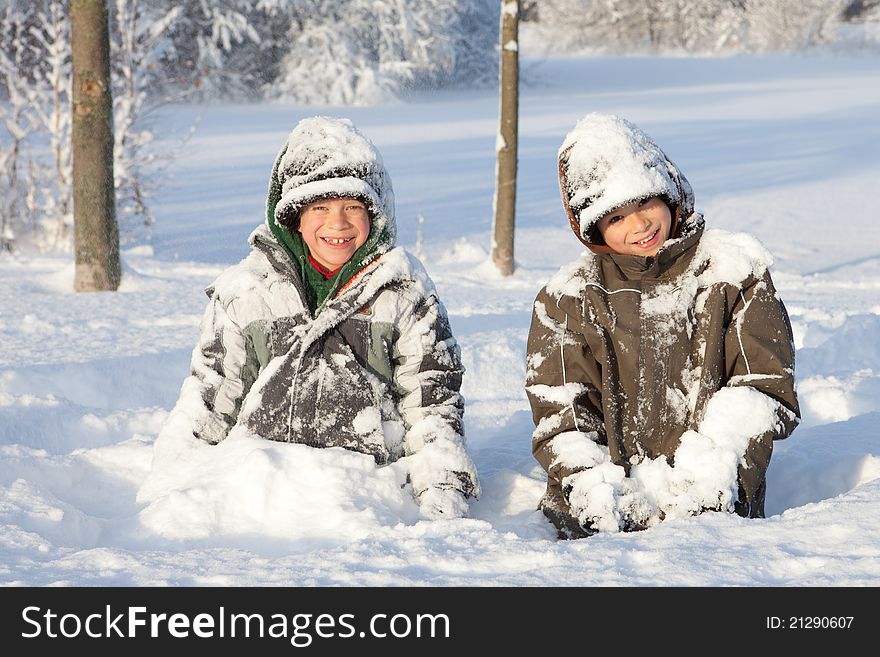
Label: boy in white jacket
xmin=151 ymin=117 xmax=479 ymax=519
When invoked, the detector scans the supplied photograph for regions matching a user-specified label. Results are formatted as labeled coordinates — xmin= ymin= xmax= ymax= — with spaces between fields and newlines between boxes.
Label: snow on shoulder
xmin=695 ymin=228 xmax=774 ymax=287
xmin=541 ymin=251 xmax=597 ymax=300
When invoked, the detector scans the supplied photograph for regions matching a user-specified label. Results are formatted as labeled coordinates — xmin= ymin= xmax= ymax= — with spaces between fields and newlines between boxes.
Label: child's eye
xmin=346 ymin=204 xmax=366 ymax=212
xmin=606 ymin=215 xmax=622 ymax=224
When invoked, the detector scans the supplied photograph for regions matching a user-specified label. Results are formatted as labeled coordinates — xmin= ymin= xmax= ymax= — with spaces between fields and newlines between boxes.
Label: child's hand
xmin=562 ymin=467 xmax=614 ymax=533
xmin=418 ymin=486 xmax=468 ymax=520
xmin=563 ymin=464 xmax=658 ymax=533
xmin=662 ymin=429 xmax=738 ymax=517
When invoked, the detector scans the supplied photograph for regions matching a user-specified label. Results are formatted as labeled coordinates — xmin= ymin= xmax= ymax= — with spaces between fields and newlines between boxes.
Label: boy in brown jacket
xmin=526 ymin=113 xmax=800 ymax=539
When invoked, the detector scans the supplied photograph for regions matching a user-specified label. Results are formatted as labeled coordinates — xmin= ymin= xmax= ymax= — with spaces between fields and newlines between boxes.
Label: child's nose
xmin=631 ymin=213 xmax=651 ymax=230
xmin=326 ymin=207 xmax=349 ymax=227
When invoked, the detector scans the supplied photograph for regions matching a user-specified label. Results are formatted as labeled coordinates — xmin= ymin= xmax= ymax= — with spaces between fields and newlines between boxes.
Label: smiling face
xmin=595 ymin=196 xmax=672 ymax=257
xmin=297 ymin=197 xmax=371 ymax=271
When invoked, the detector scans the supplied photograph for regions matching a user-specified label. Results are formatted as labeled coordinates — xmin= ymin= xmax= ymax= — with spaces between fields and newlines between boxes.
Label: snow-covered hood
xmin=558 ymin=113 xmax=696 ymax=252
xmin=264 ymin=116 xmax=396 ymax=255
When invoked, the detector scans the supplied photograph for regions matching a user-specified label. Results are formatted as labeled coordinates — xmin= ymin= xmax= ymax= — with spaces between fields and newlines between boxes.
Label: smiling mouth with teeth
xmin=322 ymin=237 xmax=354 ymax=245
xmin=634 ymin=229 xmax=659 ymax=245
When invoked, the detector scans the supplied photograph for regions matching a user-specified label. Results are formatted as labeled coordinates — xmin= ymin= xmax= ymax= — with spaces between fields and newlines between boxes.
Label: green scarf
xmin=302 ymin=256 xmax=343 ymax=310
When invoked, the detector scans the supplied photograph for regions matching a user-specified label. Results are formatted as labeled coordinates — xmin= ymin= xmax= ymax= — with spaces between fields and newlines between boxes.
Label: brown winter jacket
xmin=525 ymin=216 xmax=800 ymax=537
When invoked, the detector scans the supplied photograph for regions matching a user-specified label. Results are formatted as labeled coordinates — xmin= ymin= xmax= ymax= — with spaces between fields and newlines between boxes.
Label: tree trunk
xmin=71 ymin=0 xmax=120 ymax=291
xmin=491 ymin=0 xmax=519 ymax=277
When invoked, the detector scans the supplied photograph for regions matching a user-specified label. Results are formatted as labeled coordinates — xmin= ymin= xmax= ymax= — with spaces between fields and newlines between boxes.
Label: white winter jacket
xmin=159 ymin=117 xmax=479 ymax=516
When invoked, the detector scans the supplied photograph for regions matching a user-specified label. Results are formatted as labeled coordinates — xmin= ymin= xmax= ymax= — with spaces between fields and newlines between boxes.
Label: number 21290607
xmin=766 ymin=616 xmax=854 ymax=629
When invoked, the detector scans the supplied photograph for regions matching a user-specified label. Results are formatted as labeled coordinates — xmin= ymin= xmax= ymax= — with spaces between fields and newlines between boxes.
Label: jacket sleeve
xmin=663 ymin=269 xmax=801 ymax=518
xmin=167 ymin=289 xmax=253 ymax=446
xmin=393 ymin=292 xmax=479 ymax=514
xmin=525 ymin=286 xmax=608 ymax=485
xmin=714 ymin=268 xmax=801 ymax=505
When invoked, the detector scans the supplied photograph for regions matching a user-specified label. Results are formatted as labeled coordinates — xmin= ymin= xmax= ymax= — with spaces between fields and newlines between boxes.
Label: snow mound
xmin=137 ymin=430 xmax=420 ymax=552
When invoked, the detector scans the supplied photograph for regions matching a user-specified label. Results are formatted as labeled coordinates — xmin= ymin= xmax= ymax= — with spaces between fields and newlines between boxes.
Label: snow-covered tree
xmin=27 ymin=0 xmax=73 ymax=249
xmin=0 ymin=3 xmax=35 ymax=253
xmin=0 ymin=0 xmax=71 ymax=253
xmin=0 ymin=0 xmax=191 ymax=254
xmin=525 ymin=0 xmax=850 ymax=54
xmin=110 ymin=0 xmax=182 ymax=231
xmin=270 ymin=0 xmax=498 ymax=105
xmin=443 ymin=0 xmax=501 ymax=90
xmin=837 ymin=0 xmax=880 ymax=48
xmin=746 ymin=0 xmax=847 ymax=51
xmin=153 ymin=0 xmax=265 ymax=99
xmin=522 ymin=0 xmax=644 ymax=53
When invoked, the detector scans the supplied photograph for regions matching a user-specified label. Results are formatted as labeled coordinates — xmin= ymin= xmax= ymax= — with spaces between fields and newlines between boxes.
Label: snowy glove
xmin=656 ymin=386 xmax=786 ymax=519
xmin=659 ymin=429 xmax=740 ymax=519
xmin=418 ymin=486 xmax=469 ymax=520
xmin=402 ymin=424 xmax=480 ymax=519
xmin=562 ymin=464 xmax=655 ymax=534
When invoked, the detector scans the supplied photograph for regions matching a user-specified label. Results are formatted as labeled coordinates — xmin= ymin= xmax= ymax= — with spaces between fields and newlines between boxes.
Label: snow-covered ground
xmin=2 ymin=54 xmax=879 ymax=587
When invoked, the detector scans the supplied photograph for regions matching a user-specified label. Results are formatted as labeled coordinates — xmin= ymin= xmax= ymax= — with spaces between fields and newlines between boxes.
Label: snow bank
xmin=137 ymin=428 xmax=420 ymax=551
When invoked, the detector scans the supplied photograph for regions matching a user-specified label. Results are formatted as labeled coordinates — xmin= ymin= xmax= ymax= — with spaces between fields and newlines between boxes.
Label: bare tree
xmin=71 ymin=0 xmax=120 ymax=291
xmin=491 ymin=0 xmax=519 ymax=276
